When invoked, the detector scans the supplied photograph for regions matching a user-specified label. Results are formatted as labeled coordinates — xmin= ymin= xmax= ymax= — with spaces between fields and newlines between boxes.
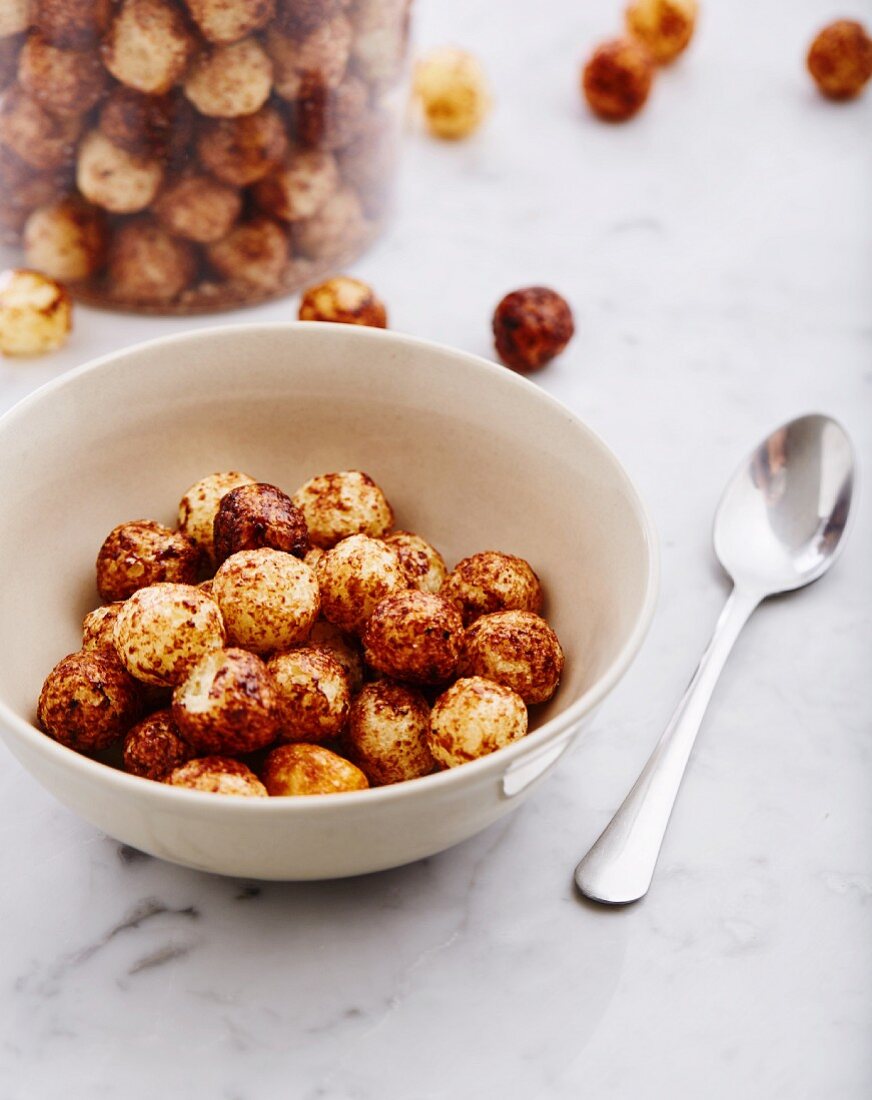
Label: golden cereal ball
xmin=292 ymin=470 xmax=393 ymax=549
xmin=196 ymin=106 xmax=289 ymax=187
xmin=96 ymin=519 xmax=200 ymax=602
xmin=172 ymin=647 xmax=281 ymax=754
xmin=268 ymin=646 xmax=350 ymax=741
xmin=113 ymin=582 xmax=226 ymax=687
xmin=807 ymin=20 xmax=872 ymax=99
xmin=363 ymin=590 xmax=463 ymax=685
xmin=293 ymin=184 xmax=367 ymax=261
xmin=178 ymin=470 xmax=257 ymax=564
xmin=38 ymin=649 xmax=144 ymax=753
xmin=315 ymin=534 xmax=407 ymax=635
xmin=413 ymin=46 xmax=490 ymax=140
xmin=206 ymin=215 xmax=289 ymax=290
xmin=298 ymin=275 xmax=387 ymax=327
xmin=428 ymin=676 xmax=527 ymax=768
xmin=460 ymin=609 xmax=564 ymax=705
xmin=214 ymin=482 xmax=310 ymax=565
xmin=212 ymin=548 xmax=320 ymax=653
xmin=153 ymin=174 xmax=242 ymax=244
xmin=295 ymin=74 xmax=368 ymax=150
xmin=0 ymin=3 xmax=30 ymax=39
xmin=440 ymin=550 xmax=543 ymax=626
xmin=184 ymin=0 xmax=275 ymax=44
xmin=32 ymin=0 xmax=113 ymax=49
xmin=18 ymin=33 xmax=106 ymax=116
xmin=262 ymin=742 xmax=368 ymax=795
xmin=266 ymin=15 xmax=352 ymax=102
xmin=0 ymin=268 xmax=71 ymax=356
xmin=123 ymin=708 xmax=194 ymax=780
xmin=582 ymin=37 xmax=655 ymax=122
xmin=82 ymin=602 xmax=125 ymax=650
xmin=252 ymin=149 xmax=340 ymax=223
xmin=0 ymin=85 xmax=82 ymax=170
xmin=625 ymin=0 xmax=697 ymax=64
xmin=102 ymin=0 xmax=196 ymax=96
xmin=346 ymin=680 xmax=434 ymax=785
xmin=307 ymin=619 xmax=363 ymax=692
xmin=184 ymin=38 xmax=273 ymax=119
xmin=385 ymin=531 xmax=446 ymax=594
xmin=107 ymin=218 xmax=197 ymax=305
xmin=98 ymin=85 xmax=179 ymax=157
xmin=166 ymin=755 xmax=268 ymax=796
xmin=76 ymin=130 xmax=164 ymax=214
xmin=24 ymin=197 xmax=107 ymax=283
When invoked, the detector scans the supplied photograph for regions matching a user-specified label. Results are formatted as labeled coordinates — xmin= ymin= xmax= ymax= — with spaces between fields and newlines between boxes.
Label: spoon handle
xmin=575 ymin=585 xmax=761 ymax=905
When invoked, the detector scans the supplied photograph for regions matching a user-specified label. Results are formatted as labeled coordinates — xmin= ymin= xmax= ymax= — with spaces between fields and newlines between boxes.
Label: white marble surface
xmin=1 ymin=1 xmax=870 ymax=1097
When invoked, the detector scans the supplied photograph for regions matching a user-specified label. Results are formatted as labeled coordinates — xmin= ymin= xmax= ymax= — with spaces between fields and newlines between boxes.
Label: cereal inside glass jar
xmin=0 ymin=0 xmax=412 ymax=314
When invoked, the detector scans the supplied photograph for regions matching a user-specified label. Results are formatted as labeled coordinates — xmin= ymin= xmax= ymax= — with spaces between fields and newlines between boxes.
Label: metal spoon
xmin=575 ymin=413 xmax=855 ymax=905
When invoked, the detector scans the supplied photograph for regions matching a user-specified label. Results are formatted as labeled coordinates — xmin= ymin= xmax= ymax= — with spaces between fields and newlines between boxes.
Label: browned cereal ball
xmin=18 ymin=33 xmax=107 ymax=116
xmin=82 ymin=602 xmax=125 ymax=650
xmin=262 ymin=742 xmax=368 ymax=795
xmin=206 ymin=215 xmax=289 ymax=291
xmin=0 ymin=3 xmax=31 ymax=39
xmin=363 ymin=590 xmax=464 ymax=685
xmin=0 ymin=85 xmax=82 ymax=171
xmin=183 ymin=0 xmax=276 ymax=45
xmin=0 ymin=268 xmax=72 ymax=356
xmin=807 ymin=20 xmax=872 ymax=99
xmin=298 ymin=275 xmax=387 ymax=328
xmin=76 ymin=130 xmax=164 ymax=214
xmin=268 ymin=646 xmax=350 ymax=741
xmin=102 ymin=0 xmax=196 ymax=96
xmin=166 ymin=755 xmax=268 ymax=796
xmin=294 ymin=184 xmax=367 ymax=261
xmin=460 ymin=610 xmax=564 ymax=705
xmin=113 ymin=583 xmax=226 ymax=687
xmin=196 ymin=106 xmax=289 ymax=187
xmin=625 ymin=0 xmax=697 ymax=64
xmin=492 ymin=287 xmax=575 ymax=374
xmin=295 ymin=74 xmax=369 ymax=151
xmin=428 ymin=676 xmax=527 ymax=768
xmin=413 ymin=46 xmax=491 ymax=140
xmin=98 ymin=86 xmax=178 ymax=157
xmin=385 ymin=531 xmax=447 ymax=594
xmin=440 ymin=550 xmax=543 ymax=626
xmin=212 ymin=548 xmax=320 ymax=653
xmin=0 ymin=154 xmax=71 ymax=236
xmin=33 ymin=0 xmax=113 ymax=49
xmin=123 ymin=708 xmax=194 ymax=780
xmin=184 ymin=38 xmax=273 ymax=119
xmin=307 ymin=619 xmax=363 ymax=692
xmin=252 ymin=149 xmax=340 ymax=223
xmin=315 ymin=534 xmax=407 ymax=635
xmin=179 ymin=471 xmax=257 ymax=564
xmin=266 ymin=15 xmax=352 ymax=102
xmin=273 ymin=0 xmax=349 ymax=36
xmin=292 ymin=470 xmax=393 ymax=549
xmin=24 ymin=197 xmax=107 ymax=282
xmin=582 ymin=36 xmax=655 ymax=122
xmin=172 ymin=647 xmax=281 ymax=755
xmin=153 ymin=174 xmax=241 ymax=245
xmin=96 ymin=519 xmax=200 ymax=602
xmin=107 ymin=218 xmax=197 ymax=305
xmin=38 ymin=649 xmax=143 ymax=753
xmin=346 ymin=680 xmax=434 ymax=785
xmin=213 ymin=482 xmax=310 ymax=564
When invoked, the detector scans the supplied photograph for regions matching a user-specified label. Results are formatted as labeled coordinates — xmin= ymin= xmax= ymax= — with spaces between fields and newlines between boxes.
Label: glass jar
xmin=0 ymin=1 xmax=411 ymax=314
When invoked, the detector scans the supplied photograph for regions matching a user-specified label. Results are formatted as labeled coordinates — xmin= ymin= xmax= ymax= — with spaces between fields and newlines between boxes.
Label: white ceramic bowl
xmin=0 ymin=324 xmax=657 ymax=880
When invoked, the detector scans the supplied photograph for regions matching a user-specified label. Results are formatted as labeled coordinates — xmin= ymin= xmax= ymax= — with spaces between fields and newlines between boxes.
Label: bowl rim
xmin=0 ymin=322 xmax=660 ymax=812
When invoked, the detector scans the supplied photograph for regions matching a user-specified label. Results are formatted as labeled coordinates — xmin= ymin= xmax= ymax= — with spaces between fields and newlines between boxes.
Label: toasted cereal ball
xmin=33 ymin=0 xmax=112 ymax=49
xmin=298 ymin=276 xmax=387 ymax=328
xmin=315 ymin=534 xmax=406 ymax=635
xmin=625 ymin=0 xmax=697 ymax=64
xmin=385 ymin=531 xmax=446 ymax=594
xmin=346 ymin=680 xmax=434 ymax=785
xmin=82 ymin=602 xmax=125 ymax=650
xmin=38 ymin=649 xmax=143 ymax=752
xmin=0 ymin=85 xmax=82 ymax=170
xmin=807 ymin=20 xmax=872 ymax=99
xmin=268 ymin=646 xmax=350 ymax=741
xmin=266 ymin=15 xmax=352 ymax=102
xmin=0 ymin=268 xmax=71 ymax=356
xmin=307 ymin=619 xmax=363 ymax=692
xmin=0 ymin=152 xmax=70 ymax=220
xmin=363 ymin=591 xmax=463 ymax=685
xmin=252 ymin=149 xmax=340 ymax=223
xmin=113 ymin=583 xmax=226 ymax=687
xmin=206 ymin=215 xmax=289 ymax=290
xmin=413 ymin=46 xmax=490 ymax=140
xmin=196 ymin=106 xmax=289 ymax=187
xmin=273 ymin=0 xmax=349 ymax=36
xmin=76 ymin=130 xmax=164 ymax=214
xmin=183 ymin=0 xmax=275 ymax=45
xmin=295 ymin=74 xmax=368 ymax=150
xmin=213 ymin=482 xmax=309 ymax=564
xmin=98 ymin=85 xmax=179 ymax=156
xmin=461 ymin=610 xmax=564 ymax=705
xmin=166 ymin=755 xmax=268 ymax=796
xmin=428 ymin=676 xmax=527 ymax=768
xmin=294 ymin=184 xmax=366 ymax=261
xmin=492 ymin=286 xmax=575 ymax=374
xmin=96 ymin=520 xmax=200 ymax=602
xmin=102 ymin=0 xmax=196 ymax=96
xmin=19 ymin=33 xmax=106 ymax=116
xmin=107 ymin=218 xmax=197 ymax=305
xmin=440 ymin=550 xmax=543 ymax=626
xmin=292 ymin=470 xmax=393 ymax=549
xmin=262 ymin=742 xmax=368 ymax=795
xmin=0 ymin=2 xmax=30 ymax=39
xmin=582 ymin=36 xmax=655 ymax=122
xmin=153 ymin=174 xmax=241 ymax=245
xmin=184 ymin=38 xmax=273 ymax=119
xmin=212 ymin=548 xmax=320 ymax=653
xmin=178 ymin=470 xmax=257 ymax=564
xmin=123 ymin=708 xmax=194 ymax=780
xmin=24 ymin=197 xmax=107 ymax=282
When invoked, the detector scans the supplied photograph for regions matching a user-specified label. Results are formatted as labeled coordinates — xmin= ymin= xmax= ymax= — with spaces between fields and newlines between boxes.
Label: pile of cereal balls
xmin=37 ymin=470 xmax=565 ymax=798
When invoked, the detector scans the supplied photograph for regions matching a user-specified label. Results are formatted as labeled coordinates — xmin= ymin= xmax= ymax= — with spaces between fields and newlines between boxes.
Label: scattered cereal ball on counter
xmin=308 ymin=620 xmax=364 ymax=692
xmin=19 ymin=32 xmax=107 ymax=117
xmin=266 ymin=15 xmax=352 ymax=101
xmin=440 ymin=550 xmax=542 ymax=626
xmin=166 ymin=755 xmax=268 ymax=796
xmin=413 ymin=46 xmax=490 ymax=140
xmin=184 ymin=38 xmax=274 ymax=119
xmin=123 ymin=708 xmax=194 ymax=780
xmin=492 ymin=287 xmax=575 ymax=374
xmin=428 ymin=676 xmax=527 ymax=768
xmin=178 ymin=470 xmax=256 ymax=564
xmin=363 ymin=590 xmax=464 ymax=685
xmin=206 ymin=216 xmax=290 ymax=291
xmin=113 ymin=583 xmax=226 ymax=687
xmin=294 ymin=185 xmax=367 ymax=262
xmin=102 ymin=0 xmax=196 ymax=96
xmin=96 ymin=520 xmax=200 ymax=602
xmin=32 ymin=0 xmax=113 ymax=49
xmin=346 ymin=681 xmax=435 ymax=785
xmin=582 ymin=37 xmax=655 ymax=121
xmin=76 ymin=130 xmax=164 ymax=215
xmin=172 ymin=647 xmax=281 ymax=755
xmin=212 ymin=548 xmax=320 ymax=653
xmin=461 ymin=609 xmax=565 ymax=705
xmin=0 ymin=268 xmax=72 ymax=356
xmin=385 ymin=531 xmax=447 ymax=594
xmin=196 ymin=106 xmax=289 ymax=187
xmin=253 ymin=150 xmax=340 ymax=223
xmin=625 ymin=0 xmax=698 ymax=65
xmin=316 ymin=534 xmax=407 ymax=634
xmin=106 ymin=218 xmax=197 ymax=305
xmin=807 ymin=20 xmax=872 ymax=99
xmin=298 ymin=275 xmax=387 ymax=328
xmin=292 ymin=470 xmax=393 ymax=548
xmin=153 ymin=175 xmax=242 ymax=245
xmin=262 ymin=742 xmax=368 ymax=796
xmin=82 ymin=602 xmax=125 ymax=651
xmin=0 ymin=2 xmax=30 ymax=39
xmin=213 ymin=482 xmax=309 ymax=564
xmin=38 ymin=649 xmax=143 ymax=753
xmin=0 ymin=86 xmax=83 ymax=170
xmin=268 ymin=646 xmax=350 ymax=741
xmin=184 ymin=0 xmax=276 ymax=45
xmin=24 ymin=197 xmax=107 ymax=283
